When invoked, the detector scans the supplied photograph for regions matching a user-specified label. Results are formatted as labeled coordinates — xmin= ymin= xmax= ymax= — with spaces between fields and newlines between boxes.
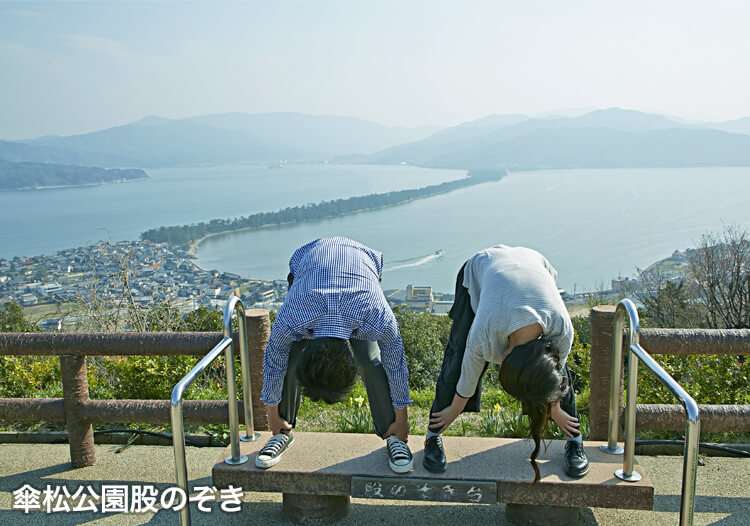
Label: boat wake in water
xmin=384 ymin=250 xmax=445 ymax=271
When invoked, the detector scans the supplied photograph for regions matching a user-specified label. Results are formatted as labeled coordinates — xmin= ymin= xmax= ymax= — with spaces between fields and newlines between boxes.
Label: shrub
xmin=185 ymin=306 xmax=223 ymax=331
xmin=571 ymin=315 xmax=591 ymax=348
xmin=100 ymin=355 xmax=200 ymax=400
xmin=0 ymin=356 xmax=61 ymax=398
xmin=638 ymin=354 xmax=748 ymax=405
xmin=567 ymin=324 xmax=591 ymax=394
xmin=392 ymin=305 xmax=451 ymax=390
xmin=0 ymin=302 xmax=52 ymax=398
xmin=0 ymin=301 xmax=42 ymax=332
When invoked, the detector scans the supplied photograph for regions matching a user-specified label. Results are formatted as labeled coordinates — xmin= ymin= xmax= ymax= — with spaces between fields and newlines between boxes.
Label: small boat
xmin=434 ymin=250 xmax=445 ymax=257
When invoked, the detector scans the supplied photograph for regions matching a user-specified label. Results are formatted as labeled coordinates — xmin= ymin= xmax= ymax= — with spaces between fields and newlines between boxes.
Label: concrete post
xmin=245 ymin=309 xmax=270 ymax=431
xmin=282 ymin=493 xmax=350 ymax=525
xmin=589 ymin=305 xmax=623 ymax=441
xmin=60 ymin=354 xmax=95 ymax=467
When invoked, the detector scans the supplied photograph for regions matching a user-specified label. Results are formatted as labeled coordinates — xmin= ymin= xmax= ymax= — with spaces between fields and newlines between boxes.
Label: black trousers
xmin=277 ymin=339 xmax=396 ymax=438
xmin=428 ymin=264 xmax=578 ymax=433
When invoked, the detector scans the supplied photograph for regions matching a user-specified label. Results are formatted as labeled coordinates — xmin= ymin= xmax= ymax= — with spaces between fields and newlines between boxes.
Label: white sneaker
xmin=255 ymin=432 xmax=294 ymax=468
xmin=386 ymin=435 xmax=414 ymax=473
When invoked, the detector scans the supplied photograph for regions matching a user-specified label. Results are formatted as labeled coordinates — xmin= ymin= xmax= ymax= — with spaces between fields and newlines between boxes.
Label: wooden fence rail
xmin=588 ymin=305 xmax=750 ymax=440
xmin=0 ymin=309 xmax=271 ymax=467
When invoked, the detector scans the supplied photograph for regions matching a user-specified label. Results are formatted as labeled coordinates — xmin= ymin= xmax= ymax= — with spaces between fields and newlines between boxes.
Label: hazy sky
xmin=1 ymin=1 xmax=749 ymax=140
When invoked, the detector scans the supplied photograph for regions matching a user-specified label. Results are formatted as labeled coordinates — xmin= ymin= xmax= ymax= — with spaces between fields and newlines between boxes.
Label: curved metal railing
xmin=170 ymin=296 xmax=261 ymax=525
xmin=601 ymin=298 xmax=700 ymax=526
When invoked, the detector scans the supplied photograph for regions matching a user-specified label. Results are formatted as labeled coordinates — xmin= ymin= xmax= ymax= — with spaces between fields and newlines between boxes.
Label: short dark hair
xmin=295 ymin=337 xmax=357 ymax=404
xmin=499 ymin=338 xmax=566 ymax=483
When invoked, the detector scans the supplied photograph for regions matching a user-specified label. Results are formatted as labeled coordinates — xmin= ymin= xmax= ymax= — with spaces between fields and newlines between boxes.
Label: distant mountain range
xmin=711 ymin=117 xmax=750 ymax=135
xmin=0 ymin=113 xmax=440 ymax=168
xmin=359 ymin=108 xmax=750 ymax=169
xmin=1 ymin=108 xmax=750 ymax=171
xmin=0 ymin=159 xmax=147 ymax=191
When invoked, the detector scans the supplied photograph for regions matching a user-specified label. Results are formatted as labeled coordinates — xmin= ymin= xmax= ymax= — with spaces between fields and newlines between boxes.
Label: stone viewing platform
xmin=213 ymin=432 xmax=654 ymax=524
xmin=2 ymin=442 xmax=747 ymax=525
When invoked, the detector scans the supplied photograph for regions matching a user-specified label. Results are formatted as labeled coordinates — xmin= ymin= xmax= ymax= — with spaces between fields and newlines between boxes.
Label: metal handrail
xmin=170 ymin=296 xmax=260 ymax=525
xmin=601 ymin=298 xmax=700 ymax=526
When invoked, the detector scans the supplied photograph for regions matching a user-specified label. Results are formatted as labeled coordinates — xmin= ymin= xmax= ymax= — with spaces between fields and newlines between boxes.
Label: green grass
xmin=291 ymin=382 xmax=584 ymax=439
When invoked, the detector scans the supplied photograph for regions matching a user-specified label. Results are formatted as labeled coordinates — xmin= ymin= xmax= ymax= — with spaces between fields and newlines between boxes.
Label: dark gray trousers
xmin=277 ymin=339 xmax=397 ymax=438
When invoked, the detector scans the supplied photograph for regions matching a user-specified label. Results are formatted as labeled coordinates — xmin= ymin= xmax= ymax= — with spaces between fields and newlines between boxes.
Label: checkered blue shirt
xmin=261 ymin=237 xmax=412 ymax=409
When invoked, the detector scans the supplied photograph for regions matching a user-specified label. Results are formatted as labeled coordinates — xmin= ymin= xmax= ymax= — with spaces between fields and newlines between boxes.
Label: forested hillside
xmin=0 ymin=159 xmax=147 ymax=190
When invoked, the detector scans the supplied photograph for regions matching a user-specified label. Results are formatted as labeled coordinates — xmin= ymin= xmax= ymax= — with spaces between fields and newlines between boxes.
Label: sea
xmin=0 ymin=163 xmax=459 ymax=259
xmin=3 ymin=164 xmax=750 ymax=293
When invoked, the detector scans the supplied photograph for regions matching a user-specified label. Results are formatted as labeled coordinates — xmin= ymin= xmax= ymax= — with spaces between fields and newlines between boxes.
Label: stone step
xmin=212 ymin=432 xmax=654 ymax=511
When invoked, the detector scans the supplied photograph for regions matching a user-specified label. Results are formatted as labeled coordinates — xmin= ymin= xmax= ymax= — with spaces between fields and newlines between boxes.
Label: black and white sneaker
xmin=386 ymin=435 xmax=414 ymax=473
xmin=255 ymin=432 xmax=294 ymax=468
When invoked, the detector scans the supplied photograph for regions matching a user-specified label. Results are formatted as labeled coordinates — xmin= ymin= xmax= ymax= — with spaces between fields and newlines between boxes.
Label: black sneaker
xmin=255 ymin=432 xmax=294 ymax=468
xmin=422 ymin=435 xmax=447 ymax=473
xmin=563 ymin=441 xmax=589 ymax=478
xmin=386 ymin=435 xmax=414 ymax=473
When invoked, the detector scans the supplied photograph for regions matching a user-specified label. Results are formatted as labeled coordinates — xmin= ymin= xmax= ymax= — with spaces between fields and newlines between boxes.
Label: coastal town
xmin=0 ymin=240 xmax=464 ymax=331
xmin=0 ymin=237 xmax=669 ymax=332
xmin=0 ymin=240 xmax=290 ymax=330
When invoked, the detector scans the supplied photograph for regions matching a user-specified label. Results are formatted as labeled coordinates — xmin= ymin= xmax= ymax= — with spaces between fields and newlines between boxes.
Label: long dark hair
xmin=499 ymin=338 xmax=566 ymax=483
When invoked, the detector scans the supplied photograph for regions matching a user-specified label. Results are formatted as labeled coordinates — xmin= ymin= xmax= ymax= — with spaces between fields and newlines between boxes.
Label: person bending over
xmin=424 ymin=244 xmax=589 ymax=482
xmin=257 ymin=237 xmax=413 ymax=473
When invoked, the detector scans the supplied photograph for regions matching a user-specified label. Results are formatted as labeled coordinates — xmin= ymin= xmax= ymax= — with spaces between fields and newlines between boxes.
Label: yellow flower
xmin=349 ymin=397 xmax=353 ymax=405
xmin=354 ymin=395 xmax=365 ymax=407
xmin=494 ymin=403 xmax=501 ymax=413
